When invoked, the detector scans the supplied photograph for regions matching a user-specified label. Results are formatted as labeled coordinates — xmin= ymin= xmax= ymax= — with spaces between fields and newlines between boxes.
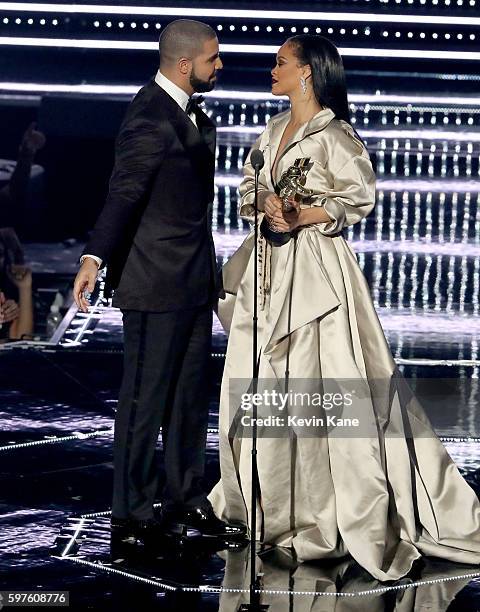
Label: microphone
xmin=250 ymin=149 xmax=265 ymax=171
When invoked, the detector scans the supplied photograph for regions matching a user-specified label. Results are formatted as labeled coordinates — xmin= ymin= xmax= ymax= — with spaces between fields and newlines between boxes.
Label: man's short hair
xmin=159 ymin=19 xmax=217 ymax=67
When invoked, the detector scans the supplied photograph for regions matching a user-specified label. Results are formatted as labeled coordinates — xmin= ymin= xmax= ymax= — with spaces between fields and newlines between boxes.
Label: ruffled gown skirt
xmin=208 ymin=226 xmax=480 ymax=581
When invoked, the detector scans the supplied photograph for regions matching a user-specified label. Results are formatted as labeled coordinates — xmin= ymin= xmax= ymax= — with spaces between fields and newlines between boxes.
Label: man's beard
xmin=189 ymin=66 xmax=216 ymax=93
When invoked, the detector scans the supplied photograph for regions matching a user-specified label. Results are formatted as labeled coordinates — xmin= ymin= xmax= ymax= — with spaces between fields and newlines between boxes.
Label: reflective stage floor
xmin=1 ymin=344 xmax=480 ymax=610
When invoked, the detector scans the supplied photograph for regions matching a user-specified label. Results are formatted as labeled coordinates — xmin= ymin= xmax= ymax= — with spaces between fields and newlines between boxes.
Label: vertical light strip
xmin=409 ymin=253 xmax=419 ymax=312
xmin=434 ymin=255 xmax=443 ymax=312
xmin=422 ymin=255 xmax=432 ymax=313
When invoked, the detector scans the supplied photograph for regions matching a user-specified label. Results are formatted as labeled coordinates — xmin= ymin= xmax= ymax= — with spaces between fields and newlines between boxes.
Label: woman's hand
xmin=8 ymin=264 xmax=32 ymax=289
xmin=267 ymin=196 xmax=301 ymax=233
xmin=263 ymin=193 xmax=283 ymax=219
xmin=0 ymin=293 xmax=20 ymax=324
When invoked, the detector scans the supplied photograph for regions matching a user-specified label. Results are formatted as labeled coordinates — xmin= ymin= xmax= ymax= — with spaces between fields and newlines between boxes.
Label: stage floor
xmin=1 ymin=344 xmax=480 ymax=609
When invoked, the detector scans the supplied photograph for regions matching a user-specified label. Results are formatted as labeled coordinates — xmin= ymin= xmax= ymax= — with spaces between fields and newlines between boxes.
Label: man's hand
xmin=73 ymin=258 xmax=99 ymax=313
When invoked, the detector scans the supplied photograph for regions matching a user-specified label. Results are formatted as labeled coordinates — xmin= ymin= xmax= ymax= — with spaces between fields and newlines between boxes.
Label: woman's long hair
xmin=287 ymin=35 xmax=365 ymax=145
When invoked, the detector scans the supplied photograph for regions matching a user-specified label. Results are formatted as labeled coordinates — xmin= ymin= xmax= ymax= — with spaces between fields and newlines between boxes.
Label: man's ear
xmin=178 ymin=57 xmax=190 ymax=75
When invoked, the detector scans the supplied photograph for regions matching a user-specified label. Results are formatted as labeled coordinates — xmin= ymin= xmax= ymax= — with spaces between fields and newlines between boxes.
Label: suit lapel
xmin=147 ymin=81 xmax=216 ymax=198
xmin=149 ymin=79 xmax=216 ymax=159
xmin=169 ymin=103 xmax=216 ymax=201
xmin=195 ymin=107 xmax=216 ymax=156
xmin=170 ymin=105 xmax=209 ymax=157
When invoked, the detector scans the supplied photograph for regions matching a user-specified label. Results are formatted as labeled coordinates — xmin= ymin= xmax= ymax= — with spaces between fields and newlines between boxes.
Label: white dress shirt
xmin=81 ymin=70 xmax=197 ymax=269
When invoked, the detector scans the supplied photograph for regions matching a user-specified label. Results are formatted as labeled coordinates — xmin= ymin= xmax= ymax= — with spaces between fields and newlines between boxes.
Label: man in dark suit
xmin=73 ymin=19 xmax=245 ymax=544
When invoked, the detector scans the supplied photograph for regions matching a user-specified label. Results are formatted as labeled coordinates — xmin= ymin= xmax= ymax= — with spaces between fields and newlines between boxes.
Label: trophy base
xmin=260 ymin=217 xmax=292 ymax=246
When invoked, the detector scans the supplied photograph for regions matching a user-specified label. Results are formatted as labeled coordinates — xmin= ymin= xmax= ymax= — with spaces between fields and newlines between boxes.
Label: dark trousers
xmin=112 ymin=305 xmax=212 ymax=520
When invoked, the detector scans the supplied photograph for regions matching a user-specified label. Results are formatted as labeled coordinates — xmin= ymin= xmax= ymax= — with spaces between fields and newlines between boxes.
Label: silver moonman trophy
xmin=260 ymin=157 xmax=314 ymax=246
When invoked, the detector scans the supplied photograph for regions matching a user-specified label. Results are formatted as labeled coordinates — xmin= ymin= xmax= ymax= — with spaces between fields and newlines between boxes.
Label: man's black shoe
xmin=163 ymin=505 xmax=248 ymax=539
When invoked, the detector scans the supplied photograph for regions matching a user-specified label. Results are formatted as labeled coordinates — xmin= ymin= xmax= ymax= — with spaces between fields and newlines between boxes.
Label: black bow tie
xmin=185 ymin=95 xmax=205 ymax=115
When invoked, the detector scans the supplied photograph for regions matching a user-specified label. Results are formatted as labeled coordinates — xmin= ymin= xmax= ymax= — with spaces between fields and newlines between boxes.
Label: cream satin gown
xmin=208 ymin=107 xmax=480 ymax=581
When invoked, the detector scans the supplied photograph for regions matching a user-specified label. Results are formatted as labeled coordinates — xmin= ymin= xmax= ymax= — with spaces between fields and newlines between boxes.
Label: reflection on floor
xmin=53 ymin=522 xmax=480 ymax=611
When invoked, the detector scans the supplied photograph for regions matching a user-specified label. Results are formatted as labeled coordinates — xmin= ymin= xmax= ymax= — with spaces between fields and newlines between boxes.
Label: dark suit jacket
xmin=83 ymin=79 xmax=217 ymax=312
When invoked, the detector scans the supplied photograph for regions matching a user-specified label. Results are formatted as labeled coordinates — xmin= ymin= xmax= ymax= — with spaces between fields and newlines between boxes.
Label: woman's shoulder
xmin=323 ymin=118 xmax=367 ymax=155
xmin=304 ymin=118 xmax=370 ymax=173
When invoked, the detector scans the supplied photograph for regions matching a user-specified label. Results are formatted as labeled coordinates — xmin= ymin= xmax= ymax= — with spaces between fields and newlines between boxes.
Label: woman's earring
xmin=300 ymin=77 xmax=307 ymax=94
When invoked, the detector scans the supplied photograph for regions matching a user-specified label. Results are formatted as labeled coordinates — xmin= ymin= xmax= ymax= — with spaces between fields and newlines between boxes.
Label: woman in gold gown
xmin=208 ymin=35 xmax=480 ymax=581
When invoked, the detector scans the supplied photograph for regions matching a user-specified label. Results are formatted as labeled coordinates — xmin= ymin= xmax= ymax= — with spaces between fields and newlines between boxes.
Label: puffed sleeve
xmin=315 ymin=155 xmax=376 ymax=235
xmin=238 ymin=132 xmax=272 ymax=221
xmin=312 ymin=124 xmax=376 ymax=236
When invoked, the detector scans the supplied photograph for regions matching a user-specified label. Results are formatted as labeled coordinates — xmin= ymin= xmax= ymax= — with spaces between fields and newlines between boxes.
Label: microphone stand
xmin=239 ymin=150 xmax=269 ymax=611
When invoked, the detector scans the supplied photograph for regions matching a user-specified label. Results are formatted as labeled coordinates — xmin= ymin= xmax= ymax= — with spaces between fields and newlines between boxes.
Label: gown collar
xmin=267 ymin=107 xmax=336 ymax=187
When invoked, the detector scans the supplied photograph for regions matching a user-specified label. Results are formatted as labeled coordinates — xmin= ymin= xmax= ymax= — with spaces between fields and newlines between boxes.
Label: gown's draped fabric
xmin=208 ymin=107 xmax=480 ymax=581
